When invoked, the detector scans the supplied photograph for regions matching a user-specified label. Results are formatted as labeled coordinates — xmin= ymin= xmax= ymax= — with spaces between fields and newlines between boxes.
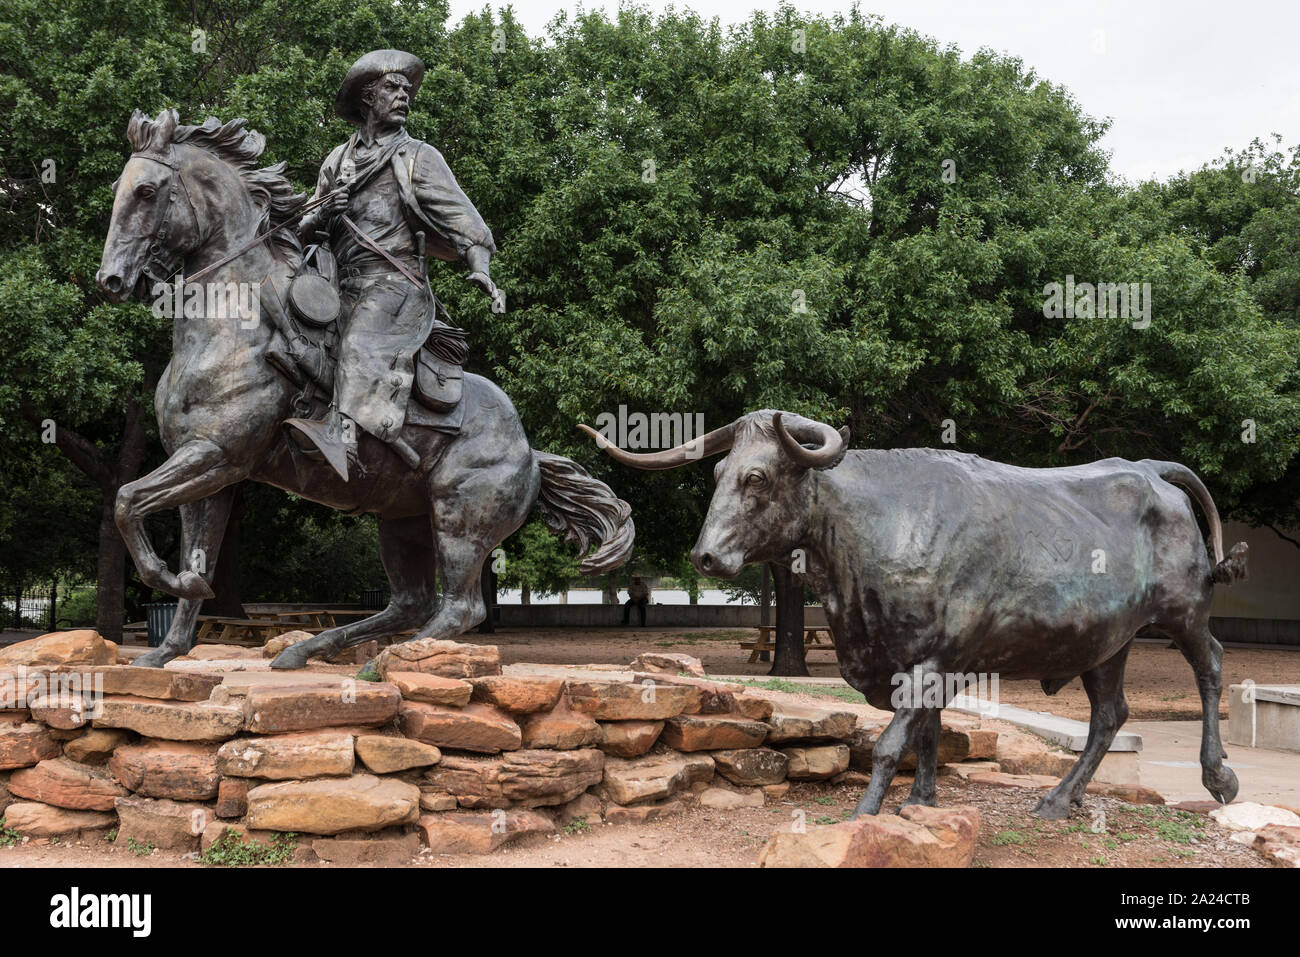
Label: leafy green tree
xmin=4 ymin=0 xmax=1299 ymax=651
xmin=497 ymin=519 xmax=580 ymax=603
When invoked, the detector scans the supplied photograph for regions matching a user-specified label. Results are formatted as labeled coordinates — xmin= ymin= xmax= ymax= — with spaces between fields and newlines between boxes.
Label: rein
xmin=185 ymin=185 xmax=344 ymax=285
xmin=127 ymin=141 xmax=343 ymax=287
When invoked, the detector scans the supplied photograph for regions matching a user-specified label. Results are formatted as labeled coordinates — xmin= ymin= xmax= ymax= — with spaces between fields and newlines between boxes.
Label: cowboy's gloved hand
xmin=464 ymin=245 xmax=504 ymax=312
xmin=466 ymin=271 xmax=505 ymax=313
xmin=322 ymin=182 xmax=350 ymax=219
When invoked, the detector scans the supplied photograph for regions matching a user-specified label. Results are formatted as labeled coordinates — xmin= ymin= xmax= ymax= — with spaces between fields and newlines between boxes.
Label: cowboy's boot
xmin=285 ymin=409 xmax=353 ymax=482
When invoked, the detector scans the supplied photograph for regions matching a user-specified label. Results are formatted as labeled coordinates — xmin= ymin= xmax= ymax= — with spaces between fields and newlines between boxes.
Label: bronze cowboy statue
xmin=283 ymin=49 xmax=504 ymax=479
xmin=95 ymin=50 xmax=633 ymax=669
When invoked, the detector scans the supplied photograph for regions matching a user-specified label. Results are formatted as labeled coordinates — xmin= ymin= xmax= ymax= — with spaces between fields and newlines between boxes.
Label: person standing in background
xmin=622 ymin=575 xmax=650 ymax=626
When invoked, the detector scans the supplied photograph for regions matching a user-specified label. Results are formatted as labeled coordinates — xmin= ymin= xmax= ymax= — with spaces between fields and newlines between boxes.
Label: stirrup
xmin=284 ymin=416 xmax=350 ymax=482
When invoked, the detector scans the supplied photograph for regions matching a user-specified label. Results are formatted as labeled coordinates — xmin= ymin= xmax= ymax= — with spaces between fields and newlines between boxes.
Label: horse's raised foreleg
xmin=271 ymin=515 xmax=438 ymax=670
xmin=115 ymin=439 xmax=246 ymax=600
xmin=133 ymin=486 xmax=237 ymax=668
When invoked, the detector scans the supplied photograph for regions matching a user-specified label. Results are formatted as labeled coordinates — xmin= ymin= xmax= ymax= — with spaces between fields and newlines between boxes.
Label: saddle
xmin=263 ymin=247 xmax=465 ymax=424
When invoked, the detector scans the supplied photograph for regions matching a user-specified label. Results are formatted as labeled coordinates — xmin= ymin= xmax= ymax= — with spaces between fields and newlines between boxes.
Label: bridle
xmin=120 ymin=144 xmax=200 ymax=285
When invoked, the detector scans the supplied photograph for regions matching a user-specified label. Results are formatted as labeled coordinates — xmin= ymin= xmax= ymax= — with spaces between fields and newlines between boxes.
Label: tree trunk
xmin=201 ymin=483 xmax=244 ymax=618
xmin=769 ymin=564 xmax=808 ymax=677
xmin=520 ymin=583 xmax=530 ymax=606
xmin=477 ymin=562 xmax=496 ymax=634
xmin=94 ymin=491 xmax=126 ymax=643
xmin=604 ymin=572 xmax=618 ymax=604
xmin=25 ymin=394 xmax=152 ymax=645
xmin=759 ymin=564 xmax=772 ymax=663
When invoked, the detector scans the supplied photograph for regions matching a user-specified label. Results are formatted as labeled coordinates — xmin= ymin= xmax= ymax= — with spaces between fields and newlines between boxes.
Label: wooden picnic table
xmin=250 ymin=609 xmax=373 ymax=630
xmin=740 ymin=625 xmax=833 ymax=664
xmin=195 ymin=617 xmax=322 ymax=646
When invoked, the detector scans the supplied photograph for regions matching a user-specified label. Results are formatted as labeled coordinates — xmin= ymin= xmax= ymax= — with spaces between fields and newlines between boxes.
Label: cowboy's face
xmin=365 ymin=73 xmax=411 ymax=128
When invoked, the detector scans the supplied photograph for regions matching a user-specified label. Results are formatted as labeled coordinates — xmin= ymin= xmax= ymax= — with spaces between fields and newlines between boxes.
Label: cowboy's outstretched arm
xmin=413 ymin=144 xmax=502 ymax=309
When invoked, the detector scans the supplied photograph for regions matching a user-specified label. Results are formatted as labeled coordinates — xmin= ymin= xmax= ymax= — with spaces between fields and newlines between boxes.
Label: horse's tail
xmin=533 ymin=451 xmax=635 ymax=574
xmin=1150 ymin=460 xmax=1249 ymax=584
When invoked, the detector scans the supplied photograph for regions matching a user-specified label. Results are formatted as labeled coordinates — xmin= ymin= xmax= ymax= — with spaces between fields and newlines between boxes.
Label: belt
xmin=340 ymin=259 xmax=423 ymax=280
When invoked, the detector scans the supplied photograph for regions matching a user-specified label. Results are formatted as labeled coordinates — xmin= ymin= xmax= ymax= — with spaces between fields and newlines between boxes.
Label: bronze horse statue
xmin=96 ymin=109 xmax=633 ymax=668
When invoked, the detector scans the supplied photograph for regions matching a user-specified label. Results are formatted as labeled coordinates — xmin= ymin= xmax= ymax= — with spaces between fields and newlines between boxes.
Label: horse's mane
xmin=127 ymin=109 xmax=307 ymax=258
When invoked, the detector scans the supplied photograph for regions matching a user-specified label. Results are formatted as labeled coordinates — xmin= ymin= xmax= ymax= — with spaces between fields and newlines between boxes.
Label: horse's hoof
xmin=1032 ymin=795 xmax=1073 ymax=820
xmin=175 ymin=570 xmax=215 ymax=600
xmin=133 ymin=648 xmax=173 ymax=669
xmin=1205 ymin=765 xmax=1239 ymax=804
xmin=271 ymin=642 xmax=315 ymax=670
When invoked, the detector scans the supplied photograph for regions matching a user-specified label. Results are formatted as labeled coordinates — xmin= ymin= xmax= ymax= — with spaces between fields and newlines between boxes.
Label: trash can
xmin=360 ymin=589 xmax=388 ymax=610
xmin=144 ymin=602 xmax=179 ymax=647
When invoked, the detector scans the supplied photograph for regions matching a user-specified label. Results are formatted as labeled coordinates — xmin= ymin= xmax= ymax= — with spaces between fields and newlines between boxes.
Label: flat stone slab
xmin=93 ymin=696 xmax=244 ymax=742
xmin=216 ymin=731 xmax=356 ymax=779
xmin=417 ymin=808 xmax=553 ymax=854
xmin=949 ymin=695 xmax=1141 ymax=752
xmin=760 ymin=804 xmax=981 ymax=868
xmin=243 ymin=683 xmax=401 ymax=734
xmin=245 ymin=774 xmax=420 ymax=835
xmin=109 ymin=740 xmax=222 ymax=800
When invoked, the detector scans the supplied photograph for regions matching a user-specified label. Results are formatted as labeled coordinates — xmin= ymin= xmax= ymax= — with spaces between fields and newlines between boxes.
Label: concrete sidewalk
xmin=1128 ymin=719 xmax=1299 ymax=806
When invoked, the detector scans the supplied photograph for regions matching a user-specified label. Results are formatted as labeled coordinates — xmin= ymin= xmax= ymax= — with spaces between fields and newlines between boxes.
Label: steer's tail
xmin=533 ymin=450 xmax=635 ymax=574
xmin=1151 ymin=461 xmax=1249 ymax=584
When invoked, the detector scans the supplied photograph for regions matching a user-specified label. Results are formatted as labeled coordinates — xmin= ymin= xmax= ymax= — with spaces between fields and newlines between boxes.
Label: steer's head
xmin=579 ymin=410 xmax=848 ymax=578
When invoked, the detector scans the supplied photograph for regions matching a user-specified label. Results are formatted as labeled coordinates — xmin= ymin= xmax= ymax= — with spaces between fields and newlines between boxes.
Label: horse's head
xmin=97 ymin=109 xmax=200 ymax=301
xmin=97 ymin=108 xmax=304 ymax=302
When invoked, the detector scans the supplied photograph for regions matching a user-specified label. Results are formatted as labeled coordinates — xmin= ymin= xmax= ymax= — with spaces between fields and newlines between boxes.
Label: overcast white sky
xmin=446 ymin=0 xmax=1300 ymax=183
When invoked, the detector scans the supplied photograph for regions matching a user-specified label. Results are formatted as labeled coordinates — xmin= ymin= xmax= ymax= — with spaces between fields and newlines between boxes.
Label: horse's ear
xmin=126 ymin=109 xmax=148 ymax=147
xmin=157 ymin=108 xmax=179 ymax=140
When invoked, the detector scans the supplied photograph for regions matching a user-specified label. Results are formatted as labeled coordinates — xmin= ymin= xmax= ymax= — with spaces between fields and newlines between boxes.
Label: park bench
xmin=740 ymin=624 xmax=833 ymax=663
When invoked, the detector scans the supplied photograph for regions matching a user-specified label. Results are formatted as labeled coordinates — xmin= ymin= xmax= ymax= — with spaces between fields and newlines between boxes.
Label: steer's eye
xmin=744 ymin=471 xmax=767 ymax=489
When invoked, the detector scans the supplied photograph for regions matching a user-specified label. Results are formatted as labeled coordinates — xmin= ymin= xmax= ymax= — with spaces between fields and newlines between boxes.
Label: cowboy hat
xmin=334 ymin=49 xmax=426 ymax=127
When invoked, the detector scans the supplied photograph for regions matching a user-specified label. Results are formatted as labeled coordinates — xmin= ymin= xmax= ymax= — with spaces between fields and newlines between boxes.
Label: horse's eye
xmin=136 ymin=184 xmax=156 ymax=199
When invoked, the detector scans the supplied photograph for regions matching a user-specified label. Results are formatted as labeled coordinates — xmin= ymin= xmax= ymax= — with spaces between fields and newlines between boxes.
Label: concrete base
xmin=1228 ymin=684 xmax=1300 ymax=753
xmin=1134 ymin=719 xmax=1300 ymax=806
xmin=1091 ymin=750 xmax=1141 ymax=787
xmin=949 ymin=695 xmax=1142 ymax=751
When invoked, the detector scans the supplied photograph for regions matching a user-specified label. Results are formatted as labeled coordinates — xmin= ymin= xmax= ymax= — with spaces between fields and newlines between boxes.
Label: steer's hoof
xmin=1032 ymin=795 xmax=1073 ymax=820
xmin=898 ymin=795 xmax=937 ymax=812
xmin=1205 ymin=765 xmax=1239 ymax=805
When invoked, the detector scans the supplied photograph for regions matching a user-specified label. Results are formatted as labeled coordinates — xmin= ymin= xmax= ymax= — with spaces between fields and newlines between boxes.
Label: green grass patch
xmin=199 ymin=828 xmax=297 ymax=867
xmin=741 ymin=678 xmax=866 ymax=704
xmin=127 ymin=837 xmax=154 ymax=857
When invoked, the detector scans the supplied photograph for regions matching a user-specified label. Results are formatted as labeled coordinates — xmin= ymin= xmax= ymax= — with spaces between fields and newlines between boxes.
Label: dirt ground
xmin=0 ymin=775 xmax=1263 ymax=869
xmin=476 ymin=626 xmax=1300 ymax=721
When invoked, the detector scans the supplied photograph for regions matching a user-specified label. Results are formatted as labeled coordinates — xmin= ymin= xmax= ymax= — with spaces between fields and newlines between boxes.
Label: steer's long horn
xmin=773 ymin=412 xmax=849 ymax=470
xmin=577 ymin=421 xmax=736 ymax=470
